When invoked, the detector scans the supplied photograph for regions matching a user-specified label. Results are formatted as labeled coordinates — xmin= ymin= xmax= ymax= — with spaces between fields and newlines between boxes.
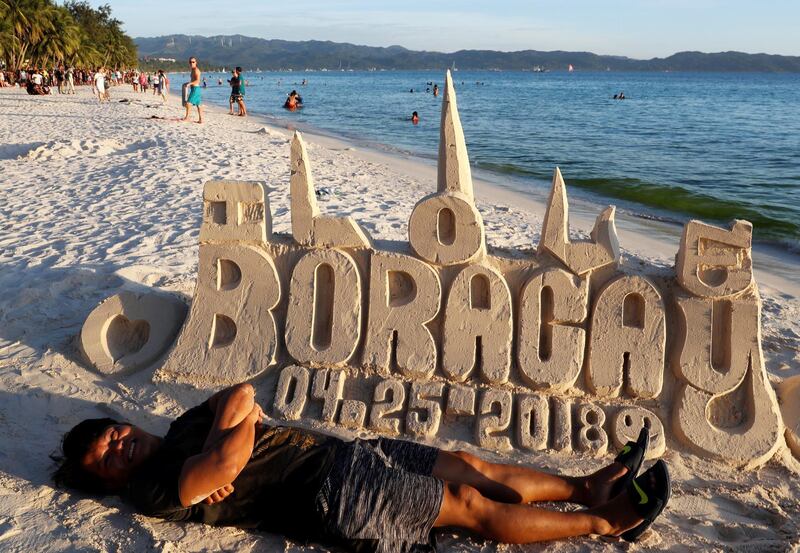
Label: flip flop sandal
xmin=621 ymin=459 xmax=671 ymax=542
xmin=609 ymin=426 xmax=650 ymax=499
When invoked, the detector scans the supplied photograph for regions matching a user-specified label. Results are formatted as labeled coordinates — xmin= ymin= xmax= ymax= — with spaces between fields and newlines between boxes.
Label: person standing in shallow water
xmin=183 ymin=57 xmax=204 ymax=124
xmin=228 ymin=67 xmax=247 ymax=116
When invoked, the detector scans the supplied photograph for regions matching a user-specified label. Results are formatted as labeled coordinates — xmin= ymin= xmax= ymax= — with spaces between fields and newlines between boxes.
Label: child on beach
xmin=182 ymin=57 xmax=204 ymax=124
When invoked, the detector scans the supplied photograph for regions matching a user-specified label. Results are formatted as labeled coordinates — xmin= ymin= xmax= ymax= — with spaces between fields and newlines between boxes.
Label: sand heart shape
xmin=105 ymin=314 xmax=150 ymax=362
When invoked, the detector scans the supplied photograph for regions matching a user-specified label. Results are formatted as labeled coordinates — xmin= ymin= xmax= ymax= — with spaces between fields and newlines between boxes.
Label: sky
xmin=85 ymin=1 xmax=800 ymax=59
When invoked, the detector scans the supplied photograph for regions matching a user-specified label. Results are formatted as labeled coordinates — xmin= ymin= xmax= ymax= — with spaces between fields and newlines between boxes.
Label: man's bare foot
xmin=196 ymin=120 xmax=203 ymax=124
xmin=587 ymin=490 xmax=644 ymax=537
xmin=577 ymin=461 xmax=630 ymax=508
xmin=238 ymin=113 xmax=246 ymax=117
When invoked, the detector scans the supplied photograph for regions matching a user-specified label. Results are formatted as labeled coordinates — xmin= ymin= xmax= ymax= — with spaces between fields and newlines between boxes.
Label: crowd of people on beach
xmin=0 ymin=66 xmax=173 ymax=103
xmin=1 ymin=56 xmax=448 ymax=127
xmin=1 ymin=67 xmax=98 ymax=95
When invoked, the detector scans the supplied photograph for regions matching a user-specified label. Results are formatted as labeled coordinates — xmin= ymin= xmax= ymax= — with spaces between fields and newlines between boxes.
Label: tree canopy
xmin=0 ymin=0 xmax=137 ymax=71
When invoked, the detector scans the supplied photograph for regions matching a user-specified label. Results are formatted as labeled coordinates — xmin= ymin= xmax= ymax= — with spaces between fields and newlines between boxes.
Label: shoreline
xmin=197 ymin=91 xmax=800 ymax=298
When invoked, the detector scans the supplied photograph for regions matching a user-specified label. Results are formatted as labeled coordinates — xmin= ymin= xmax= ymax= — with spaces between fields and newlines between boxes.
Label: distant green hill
xmin=134 ymin=35 xmax=800 ymax=72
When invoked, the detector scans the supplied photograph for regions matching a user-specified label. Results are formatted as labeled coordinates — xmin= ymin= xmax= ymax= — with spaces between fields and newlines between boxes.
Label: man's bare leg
xmin=433 ymin=482 xmax=643 ymax=544
xmin=433 ymin=450 xmax=628 ymax=506
xmin=196 ymin=105 xmax=204 ymax=123
xmin=181 ymin=103 xmax=191 ymax=121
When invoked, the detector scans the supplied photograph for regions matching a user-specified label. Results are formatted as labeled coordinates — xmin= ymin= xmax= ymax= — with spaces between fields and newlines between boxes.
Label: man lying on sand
xmin=53 ymin=383 xmax=670 ymax=552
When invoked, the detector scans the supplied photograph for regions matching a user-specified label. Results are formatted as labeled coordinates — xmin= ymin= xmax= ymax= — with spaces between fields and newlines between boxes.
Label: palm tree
xmin=0 ymin=0 xmax=137 ymax=73
xmin=32 ymin=5 xmax=81 ymax=67
xmin=3 ymin=0 xmax=54 ymax=71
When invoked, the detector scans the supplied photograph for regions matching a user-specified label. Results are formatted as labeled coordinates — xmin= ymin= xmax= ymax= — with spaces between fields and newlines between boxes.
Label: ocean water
xmin=170 ymin=70 xmax=800 ymax=250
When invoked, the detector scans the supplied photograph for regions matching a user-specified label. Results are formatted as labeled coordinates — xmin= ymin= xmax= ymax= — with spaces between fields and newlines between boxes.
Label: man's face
xmin=189 ymin=58 xmax=196 ymax=68
xmin=81 ymin=424 xmax=160 ymax=490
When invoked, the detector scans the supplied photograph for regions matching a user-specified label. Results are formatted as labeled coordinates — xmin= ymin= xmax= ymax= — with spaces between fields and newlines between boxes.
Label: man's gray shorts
xmin=316 ymin=437 xmax=443 ymax=553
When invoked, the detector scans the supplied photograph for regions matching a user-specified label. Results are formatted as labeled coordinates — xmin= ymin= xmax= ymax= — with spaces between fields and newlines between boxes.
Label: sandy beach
xmin=1 ymin=84 xmax=799 ymax=552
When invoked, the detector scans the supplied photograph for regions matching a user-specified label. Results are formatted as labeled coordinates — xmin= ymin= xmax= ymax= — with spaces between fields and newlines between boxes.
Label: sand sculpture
xmin=80 ymin=71 xmax=788 ymax=469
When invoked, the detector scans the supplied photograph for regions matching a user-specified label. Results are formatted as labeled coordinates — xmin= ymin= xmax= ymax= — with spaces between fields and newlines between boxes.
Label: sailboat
xmin=568 ymin=64 xmax=574 ymax=72
xmin=451 ymin=60 xmax=458 ymax=72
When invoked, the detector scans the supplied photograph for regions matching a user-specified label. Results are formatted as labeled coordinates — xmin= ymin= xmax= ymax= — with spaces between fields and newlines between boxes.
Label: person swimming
xmin=411 ymin=111 xmax=419 ymax=124
xmin=284 ymin=89 xmax=303 ymax=110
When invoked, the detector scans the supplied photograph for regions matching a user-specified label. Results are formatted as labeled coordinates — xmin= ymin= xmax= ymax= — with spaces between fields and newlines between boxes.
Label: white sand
xmin=1 ymin=85 xmax=798 ymax=552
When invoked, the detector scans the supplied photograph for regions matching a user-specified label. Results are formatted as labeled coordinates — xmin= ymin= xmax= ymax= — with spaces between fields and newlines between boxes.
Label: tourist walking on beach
xmin=158 ymin=70 xmax=169 ymax=103
xmin=183 ymin=57 xmax=204 ymax=123
xmin=228 ymin=67 xmax=246 ymax=116
xmin=93 ymin=68 xmax=107 ymax=102
xmin=66 ymin=67 xmax=75 ymax=94
xmin=55 ymin=66 xmax=65 ymax=94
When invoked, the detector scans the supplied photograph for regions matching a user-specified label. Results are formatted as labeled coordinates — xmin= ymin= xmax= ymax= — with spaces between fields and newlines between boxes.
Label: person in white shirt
xmin=93 ymin=69 xmax=107 ymax=102
xmin=66 ymin=67 xmax=75 ymax=94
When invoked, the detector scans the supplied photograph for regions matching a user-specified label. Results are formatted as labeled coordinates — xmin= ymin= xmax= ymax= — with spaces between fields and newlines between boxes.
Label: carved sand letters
xmin=442 ymin=264 xmax=512 ymax=385
xmin=587 ymin=275 xmax=666 ymax=398
xmin=363 ymin=251 xmax=441 ymax=379
xmin=290 ymin=132 xmax=371 ymax=248
xmin=80 ymin=72 xmax=787 ymax=470
xmin=285 ymin=248 xmax=362 ymax=366
xmin=517 ymin=268 xmax=588 ymax=391
xmin=537 ymin=168 xmax=619 ymax=276
xmin=200 ymin=180 xmax=271 ymax=244
xmin=408 ymin=72 xmax=485 ymax=266
xmin=676 ymin=219 xmax=753 ymax=298
xmin=672 ymin=219 xmax=782 ymax=468
xmin=157 ymin=242 xmax=281 ymax=385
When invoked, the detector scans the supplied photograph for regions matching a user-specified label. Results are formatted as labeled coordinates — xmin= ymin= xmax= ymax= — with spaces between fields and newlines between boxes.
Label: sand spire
xmin=290 ymin=131 xmax=371 ymax=248
xmin=437 ymin=69 xmax=473 ymax=199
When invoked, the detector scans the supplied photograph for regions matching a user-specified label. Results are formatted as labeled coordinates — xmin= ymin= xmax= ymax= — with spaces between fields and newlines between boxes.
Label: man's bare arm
xmin=178 ymin=404 xmax=259 ymax=507
xmin=203 ymin=383 xmax=257 ymax=451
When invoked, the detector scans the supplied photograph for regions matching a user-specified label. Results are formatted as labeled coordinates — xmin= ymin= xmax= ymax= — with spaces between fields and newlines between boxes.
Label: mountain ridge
xmin=134 ymin=35 xmax=800 ymax=72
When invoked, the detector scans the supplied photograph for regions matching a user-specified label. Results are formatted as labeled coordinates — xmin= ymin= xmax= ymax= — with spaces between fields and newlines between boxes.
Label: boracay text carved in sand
xmin=79 ymin=72 xmax=784 ymax=469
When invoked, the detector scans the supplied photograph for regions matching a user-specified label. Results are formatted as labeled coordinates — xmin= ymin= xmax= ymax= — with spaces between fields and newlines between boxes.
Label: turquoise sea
xmin=170 ymin=70 xmax=800 ymax=251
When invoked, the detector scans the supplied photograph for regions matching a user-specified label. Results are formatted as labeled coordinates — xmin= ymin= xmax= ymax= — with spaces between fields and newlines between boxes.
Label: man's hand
xmin=202 ymin=484 xmax=234 ymax=505
xmin=251 ymin=402 xmax=265 ymax=430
